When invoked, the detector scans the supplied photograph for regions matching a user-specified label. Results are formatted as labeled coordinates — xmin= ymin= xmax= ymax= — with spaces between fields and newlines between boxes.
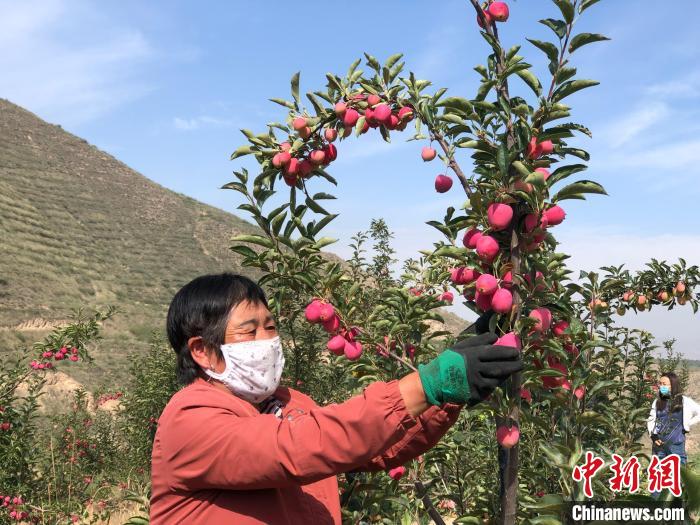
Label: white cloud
xmin=0 ymin=0 xmax=155 ymax=126
xmin=602 ymin=102 xmax=670 ymax=148
xmin=173 ymin=115 xmax=237 ymax=131
xmin=646 ymin=72 xmax=700 ymax=98
xmin=596 ymin=137 xmax=700 ymax=194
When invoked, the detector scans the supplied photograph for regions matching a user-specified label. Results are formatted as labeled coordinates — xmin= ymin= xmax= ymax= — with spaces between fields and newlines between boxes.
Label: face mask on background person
xmin=204 ymin=336 xmax=285 ymax=403
xmin=659 ymin=385 xmax=671 ymax=398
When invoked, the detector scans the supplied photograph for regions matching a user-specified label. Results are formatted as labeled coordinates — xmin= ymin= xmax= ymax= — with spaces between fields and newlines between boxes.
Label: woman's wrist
xmin=398 ymin=372 xmax=429 ymax=417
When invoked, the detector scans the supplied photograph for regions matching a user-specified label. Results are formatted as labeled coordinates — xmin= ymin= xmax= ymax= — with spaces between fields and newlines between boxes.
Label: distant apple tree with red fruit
xmin=226 ymin=0 xmax=699 ymax=522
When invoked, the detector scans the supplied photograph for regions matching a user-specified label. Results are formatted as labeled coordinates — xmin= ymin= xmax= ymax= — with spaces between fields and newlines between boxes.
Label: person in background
xmin=647 ymin=371 xmax=700 ymax=465
xmin=150 ymin=273 xmax=522 ymax=525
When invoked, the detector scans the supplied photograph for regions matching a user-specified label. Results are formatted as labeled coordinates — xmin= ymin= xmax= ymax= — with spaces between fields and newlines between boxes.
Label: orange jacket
xmin=150 ymin=377 xmax=460 ymax=524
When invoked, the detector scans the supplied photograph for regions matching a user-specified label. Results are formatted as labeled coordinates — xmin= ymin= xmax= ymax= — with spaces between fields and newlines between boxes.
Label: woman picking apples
xmin=647 ymin=371 xmax=700 ymax=465
xmin=150 ymin=273 xmax=522 ymax=524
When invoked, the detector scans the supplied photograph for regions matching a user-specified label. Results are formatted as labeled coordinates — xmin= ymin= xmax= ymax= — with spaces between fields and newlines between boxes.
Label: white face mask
xmin=204 ymin=336 xmax=285 ymax=404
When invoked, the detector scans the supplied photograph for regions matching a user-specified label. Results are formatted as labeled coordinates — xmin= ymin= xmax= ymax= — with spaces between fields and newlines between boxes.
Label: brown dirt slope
xmin=0 ymin=98 xmax=466 ymax=387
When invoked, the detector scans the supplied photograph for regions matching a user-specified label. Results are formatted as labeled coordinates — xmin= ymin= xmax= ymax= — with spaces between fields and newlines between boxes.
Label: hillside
xmin=0 ymin=99 xmax=466 ymax=387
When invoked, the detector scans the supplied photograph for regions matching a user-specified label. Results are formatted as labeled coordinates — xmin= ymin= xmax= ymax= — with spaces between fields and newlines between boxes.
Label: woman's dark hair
xmin=657 ymin=371 xmax=683 ymax=413
xmin=166 ymin=273 xmax=268 ymax=384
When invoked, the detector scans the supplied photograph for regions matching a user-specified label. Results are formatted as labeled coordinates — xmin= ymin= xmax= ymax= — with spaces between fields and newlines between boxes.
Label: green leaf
xmin=554 ymin=0 xmax=574 ymax=23
xmin=426 ymin=220 xmax=452 ymax=237
xmin=347 ymin=58 xmax=361 ymax=78
xmin=579 ymin=0 xmax=601 ymax=13
xmin=433 ymin=246 xmax=467 ymax=259
xmin=354 ymin=116 xmax=366 ymax=136
xmin=326 ymin=73 xmax=343 ymax=93
xmin=316 ymin=169 xmax=338 ymax=186
xmin=547 ymin=164 xmax=587 ymax=186
xmin=569 ymin=33 xmax=610 ymax=53
xmin=526 ymin=38 xmax=560 ymax=64
xmin=560 ymin=147 xmax=590 ymax=161
xmin=539 ymin=18 xmax=567 ymax=39
xmin=237 ymin=203 xmax=259 ymax=216
xmin=230 ymin=245 xmax=258 ymax=259
xmin=364 ymin=52 xmax=380 ymax=72
xmin=271 ymin=212 xmax=286 ymax=236
xmin=475 ymin=79 xmax=496 ymax=101
xmin=230 ymin=145 xmax=255 ymax=160
xmin=512 ymin=161 xmax=531 ymax=177
xmin=269 ymin=97 xmax=295 ymax=110
xmin=313 ymin=237 xmax=337 ymax=250
xmin=436 ymin=96 xmax=473 ymax=113
xmin=267 ymin=203 xmax=289 ymax=221
xmin=516 ymin=69 xmax=543 ymax=97
xmin=220 ymin=181 xmax=247 ymax=193
xmin=305 ymin=196 xmax=329 ymax=215
xmin=439 ymin=114 xmax=466 ymax=125
xmin=230 ymin=234 xmax=274 ymax=249
xmin=552 ymin=79 xmax=600 ymax=102
xmin=306 ymin=92 xmax=325 ymax=115
xmin=556 ymin=66 xmax=578 ymax=85
xmin=385 ymin=53 xmax=403 ymax=69
xmin=524 ymin=170 xmax=546 ymax=189
xmin=496 ymin=143 xmax=508 ymax=176
xmin=543 ymin=122 xmax=592 ymax=139
xmin=290 ymin=72 xmax=300 ymax=108
xmin=552 ymin=180 xmax=607 ymax=201
xmin=312 ymin=192 xmax=336 ymax=200
xmin=539 ymin=443 xmax=567 ymax=466
xmin=312 ymin=213 xmax=338 ymax=235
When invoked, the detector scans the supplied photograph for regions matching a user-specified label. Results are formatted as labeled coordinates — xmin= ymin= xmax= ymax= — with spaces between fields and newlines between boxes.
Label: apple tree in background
xmin=227 ymin=0 xmax=699 ymax=522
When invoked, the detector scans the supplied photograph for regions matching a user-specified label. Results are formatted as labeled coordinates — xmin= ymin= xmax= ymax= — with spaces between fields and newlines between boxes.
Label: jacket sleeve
xmin=355 ymin=403 xmax=462 ymax=472
xmin=158 ymin=380 xmax=418 ymax=491
xmin=646 ymin=399 xmax=657 ymax=436
xmin=685 ymin=396 xmax=700 ymax=428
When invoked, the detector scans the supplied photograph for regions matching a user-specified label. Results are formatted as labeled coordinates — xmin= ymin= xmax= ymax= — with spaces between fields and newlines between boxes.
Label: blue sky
xmin=2 ymin=0 xmax=699 ymax=357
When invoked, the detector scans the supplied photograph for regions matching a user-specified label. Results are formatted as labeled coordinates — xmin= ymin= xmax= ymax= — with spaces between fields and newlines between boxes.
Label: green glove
xmin=418 ymin=333 xmax=522 ymax=407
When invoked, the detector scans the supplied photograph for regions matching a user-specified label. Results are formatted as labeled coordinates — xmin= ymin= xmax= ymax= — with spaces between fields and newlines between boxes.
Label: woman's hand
xmin=418 ymin=333 xmax=522 ymax=408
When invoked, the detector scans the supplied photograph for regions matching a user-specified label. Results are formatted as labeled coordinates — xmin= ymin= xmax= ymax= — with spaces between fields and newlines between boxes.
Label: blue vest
xmin=654 ymin=402 xmax=684 ymax=445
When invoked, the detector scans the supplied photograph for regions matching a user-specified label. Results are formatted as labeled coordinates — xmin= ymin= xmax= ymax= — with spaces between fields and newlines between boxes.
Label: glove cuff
xmin=418 ymin=349 xmax=470 ymax=406
xmin=418 ymin=359 xmax=443 ymax=406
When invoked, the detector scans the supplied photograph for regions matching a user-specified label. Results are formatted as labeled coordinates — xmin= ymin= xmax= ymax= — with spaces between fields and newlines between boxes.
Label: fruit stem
xmin=539 ymin=0 xmax=580 ymax=125
xmin=467 ymin=2 xmax=521 ymax=523
xmin=354 ymin=326 xmax=418 ymax=372
xmin=432 ymin=131 xmax=472 ymax=196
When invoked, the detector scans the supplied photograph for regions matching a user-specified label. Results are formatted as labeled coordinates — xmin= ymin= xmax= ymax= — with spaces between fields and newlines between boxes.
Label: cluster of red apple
xmin=271 ymin=93 xmax=415 ymax=188
xmin=420 ymin=146 xmax=457 ymax=193
xmin=61 ymin=426 xmax=97 ymax=464
xmin=29 ymin=346 xmax=79 ymax=370
xmin=447 ymin=200 xmax=565 ymax=312
xmin=477 ymin=1 xmax=510 ymax=28
xmin=612 ymin=281 xmax=690 ymax=314
xmin=305 ymin=299 xmax=363 ymax=360
xmin=97 ymin=391 xmax=123 ymax=406
xmin=496 ymin=319 xmax=584 ymax=447
xmin=0 ymin=495 xmax=30 ymax=522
